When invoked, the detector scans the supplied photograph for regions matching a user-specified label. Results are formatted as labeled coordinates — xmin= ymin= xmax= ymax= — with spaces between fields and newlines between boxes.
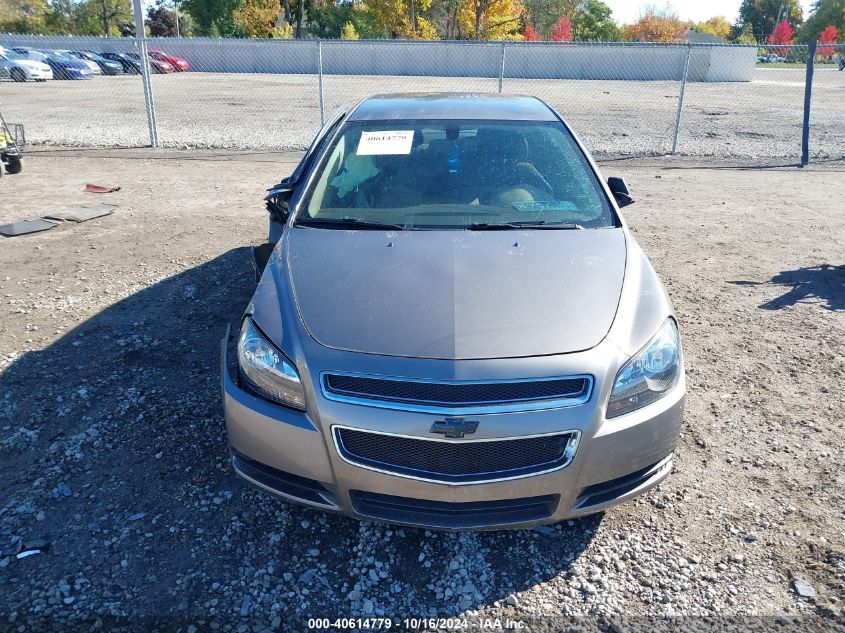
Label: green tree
xmin=734 ymin=0 xmax=803 ymax=41
xmin=308 ymin=0 xmax=375 ymax=38
xmin=78 ymin=0 xmax=133 ymax=34
xmin=0 ymin=0 xmax=49 ymax=33
xmin=178 ymin=0 xmax=240 ymax=35
xmin=570 ymin=0 xmax=617 ymax=40
xmin=734 ymin=21 xmax=757 ymax=43
xmin=797 ymin=0 xmax=845 ymax=43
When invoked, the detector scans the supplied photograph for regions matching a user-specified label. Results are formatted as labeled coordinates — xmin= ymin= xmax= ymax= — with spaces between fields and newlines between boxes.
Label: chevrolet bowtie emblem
xmin=430 ymin=417 xmax=479 ymax=439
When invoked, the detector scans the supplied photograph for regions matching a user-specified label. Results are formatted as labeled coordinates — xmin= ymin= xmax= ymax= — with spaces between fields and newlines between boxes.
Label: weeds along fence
xmin=0 ymin=35 xmax=842 ymax=162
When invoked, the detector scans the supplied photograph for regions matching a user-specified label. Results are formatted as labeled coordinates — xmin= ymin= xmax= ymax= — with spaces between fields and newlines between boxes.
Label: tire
xmin=3 ymin=154 xmax=22 ymax=175
xmin=10 ymin=68 xmax=26 ymax=82
xmin=35 ymin=79 xmax=46 ymax=82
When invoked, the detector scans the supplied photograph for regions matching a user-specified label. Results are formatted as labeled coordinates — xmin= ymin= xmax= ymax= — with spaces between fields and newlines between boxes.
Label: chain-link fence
xmin=1 ymin=35 xmax=842 ymax=162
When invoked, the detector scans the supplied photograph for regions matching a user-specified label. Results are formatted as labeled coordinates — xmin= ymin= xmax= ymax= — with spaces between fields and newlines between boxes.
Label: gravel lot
xmin=2 ymin=67 xmax=842 ymax=159
xmin=0 ymin=150 xmax=843 ymax=631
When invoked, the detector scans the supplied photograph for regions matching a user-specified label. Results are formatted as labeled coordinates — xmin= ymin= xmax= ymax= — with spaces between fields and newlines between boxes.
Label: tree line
xmin=0 ymin=0 xmax=842 ymax=46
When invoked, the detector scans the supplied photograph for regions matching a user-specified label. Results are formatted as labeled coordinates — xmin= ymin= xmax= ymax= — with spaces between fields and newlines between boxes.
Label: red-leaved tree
xmin=767 ymin=19 xmax=794 ymax=56
xmin=550 ymin=16 xmax=572 ymax=42
xmin=818 ymin=24 xmax=838 ymax=57
xmin=523 ymin=25 xmax=541 ymax=41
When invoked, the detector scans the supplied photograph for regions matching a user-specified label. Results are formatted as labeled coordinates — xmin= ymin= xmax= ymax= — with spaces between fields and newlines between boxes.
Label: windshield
xmin=45 ymin=52 xmax=71 ymax=61
xmin=2 ymin=51 xmax=25 ymax=60
xmin=299 ymin=119 xmax=616 ymax=230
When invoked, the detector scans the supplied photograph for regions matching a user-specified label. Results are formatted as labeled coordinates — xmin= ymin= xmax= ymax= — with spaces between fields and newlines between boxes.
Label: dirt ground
xmin=0 ymin=150 xmax=843 ymax=631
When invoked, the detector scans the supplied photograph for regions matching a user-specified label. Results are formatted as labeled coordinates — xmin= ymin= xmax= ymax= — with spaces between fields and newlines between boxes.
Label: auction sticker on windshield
xmin=356 ymin=131 xmax=414 ymax=155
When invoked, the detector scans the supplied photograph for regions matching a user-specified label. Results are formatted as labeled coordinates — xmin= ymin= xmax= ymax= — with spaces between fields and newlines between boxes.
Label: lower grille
xmin=334 ymin=427 xmax=578 ymax=484
xmin=350 ymin=490 xmax=559 ymax=529
xmin=574 ymin=456 xmax=672 ymax=509
xmin=232 ymin=450 xmax=335 ymax=507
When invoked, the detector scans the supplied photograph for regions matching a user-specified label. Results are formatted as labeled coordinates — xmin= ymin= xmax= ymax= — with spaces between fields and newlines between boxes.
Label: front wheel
xmin=35 ymin=78 xmax=47 ymax=82
xmin=10 ymin=68 xmax=26 ymax=82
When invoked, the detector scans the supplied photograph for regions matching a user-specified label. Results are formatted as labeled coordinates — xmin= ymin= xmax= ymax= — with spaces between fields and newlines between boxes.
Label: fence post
xmin=318 ymin=40 xmax=325 ymax=126
xmin=801 ymin=41 xmax=817 ymax=166
xmin=671 ymin=42 xmax=692 ymax=155
xmin=131 ymin=0 xmax=157 ymax=147
xmin=498 ymin=41 xmax=506 ymax=93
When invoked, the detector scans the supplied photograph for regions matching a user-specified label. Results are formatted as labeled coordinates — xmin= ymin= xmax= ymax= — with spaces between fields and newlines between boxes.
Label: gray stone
xmin=793 ymin=579 xmax=816 ymax=599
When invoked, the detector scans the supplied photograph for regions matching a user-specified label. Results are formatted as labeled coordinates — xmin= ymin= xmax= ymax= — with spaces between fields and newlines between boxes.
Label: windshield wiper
xmin=296 ymin=217 xmax=408 ymax=231
xmin=467 ymin=220 xmax=585 ymax=231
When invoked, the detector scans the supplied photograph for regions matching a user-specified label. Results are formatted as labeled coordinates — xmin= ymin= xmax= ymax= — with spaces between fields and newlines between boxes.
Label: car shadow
xmin=0 ymin=246 xmax=599 ymax=624
xmin=730 ymin=264 xmax=844 ymax=312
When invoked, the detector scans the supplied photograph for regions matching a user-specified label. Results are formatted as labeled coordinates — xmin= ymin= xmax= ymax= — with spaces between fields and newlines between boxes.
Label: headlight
xmin=607 ymin=319 xmax=681 ymax=418
xmin=237 ymin=318 xmax=306 ymax=410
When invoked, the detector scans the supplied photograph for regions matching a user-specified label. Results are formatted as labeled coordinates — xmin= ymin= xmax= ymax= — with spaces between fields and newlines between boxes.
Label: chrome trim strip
xmin=319 ymin=371 xmax=594 ymax=414
xmin=331 ymin=425 xmax=581 ymax=485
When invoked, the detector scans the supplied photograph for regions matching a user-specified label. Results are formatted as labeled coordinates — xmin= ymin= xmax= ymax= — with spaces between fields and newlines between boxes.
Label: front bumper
xmin=221 ymin=329 xmax=684 ymax=530
xmin=26 ymin=68 xmax=53 ymax=80
xmin=57 ymin=68 xmax=92 ymax=80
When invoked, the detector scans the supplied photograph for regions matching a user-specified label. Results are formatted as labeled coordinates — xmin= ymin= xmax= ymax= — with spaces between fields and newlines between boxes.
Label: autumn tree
xmin=340 ymin=19 xmax=359 ymax=38
xmin=233 ymin=0 xmax=278 ymax=37
xmin=817 ymin=24 xmax=838 ymax=56
xmin=520 ymin=0 xmax=570 ymax=36
xmin=623 ymin=7 xmax=687 ymax=42
xmin=550 ymin=15 xmax=571 ymax=41
xmin=146 ymin=3 xmax=180 ymax=35
xmin=767 ymin=18 xmax=793 ymax=54
xmin=363 ymin=0 xmax=438 ymax=38
xmin=461 ymin=0 xmax=523 ymax=40
xmin=522 ymin=23 xmax=539 ymax=39
xmin=695 ymin=15 xmax=731 ymax=40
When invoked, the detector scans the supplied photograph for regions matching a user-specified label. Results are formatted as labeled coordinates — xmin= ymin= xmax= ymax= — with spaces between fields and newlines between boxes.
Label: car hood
xmin=284 ymin=227 xmax=627 ymax=360
xmin=53 ymin=59 xmax=88 ymax=69
xmin=16 ymin=60 xmax=49 ymax=70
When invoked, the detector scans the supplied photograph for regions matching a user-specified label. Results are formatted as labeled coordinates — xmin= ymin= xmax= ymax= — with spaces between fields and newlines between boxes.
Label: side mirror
xmin=607 ymin=176 xmax=634 ymax=208
xmin=266 ymin=176 xmax=296 ymax=244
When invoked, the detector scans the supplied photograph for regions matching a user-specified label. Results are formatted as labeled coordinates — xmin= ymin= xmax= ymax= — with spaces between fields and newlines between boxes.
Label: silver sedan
xmin=222 ymin=93 xmax=685 ymax=530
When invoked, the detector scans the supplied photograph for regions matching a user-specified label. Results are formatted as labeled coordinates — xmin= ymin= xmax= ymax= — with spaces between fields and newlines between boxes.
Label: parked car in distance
xmin=69 ymin=50 xmax=123 ymax=75
xmin=52 ymin=49 xmax=101 ymax=75
xmin=126 ymin=51 xmax=175 ymax=73
xmin=13 ymin=49 xmax=92 ymax=80
xmin=0 ymin=47 xmax=52 ymax=82
xmin=99 ymin=52 xmax=140 ymax=74
xmin=148 ymin=49 xmax=189 ymax=71
xmin=224 ymin=93 xmax=686 ymax=531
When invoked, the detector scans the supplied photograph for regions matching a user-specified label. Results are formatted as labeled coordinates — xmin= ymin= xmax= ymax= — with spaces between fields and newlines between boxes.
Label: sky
xmin=602 ymin=0 xmax=816 ymax=25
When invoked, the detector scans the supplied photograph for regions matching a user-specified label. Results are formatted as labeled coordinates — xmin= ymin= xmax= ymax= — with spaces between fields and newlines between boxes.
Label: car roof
xmin=347 ymin=93 xmax=559 ymax=122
